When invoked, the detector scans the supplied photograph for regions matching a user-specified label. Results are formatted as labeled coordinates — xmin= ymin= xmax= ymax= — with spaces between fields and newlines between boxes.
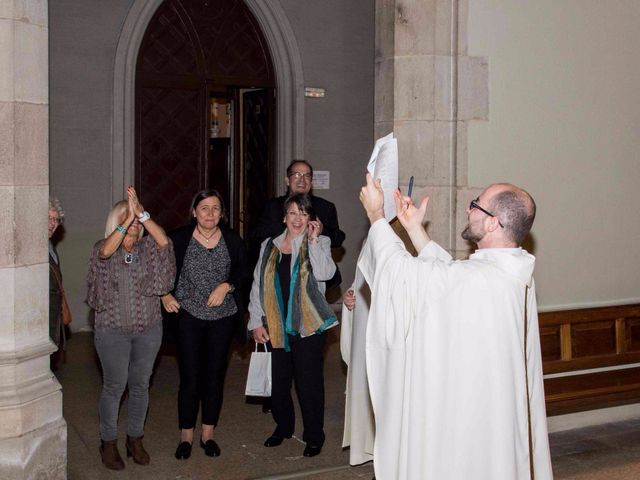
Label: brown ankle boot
xmin=100 ymin=439 xmax=125 ymax=470
xmin=126 ymin=435 xmax=150 ymax=465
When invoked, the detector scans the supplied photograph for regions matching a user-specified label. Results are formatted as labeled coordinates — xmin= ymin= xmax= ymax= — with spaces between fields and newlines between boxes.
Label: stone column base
xmin=0 ymin=416 xmax=66 ymax=480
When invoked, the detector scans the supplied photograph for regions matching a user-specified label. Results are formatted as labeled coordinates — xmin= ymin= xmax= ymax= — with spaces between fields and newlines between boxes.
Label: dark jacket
xmin=163 ymin=224 xmax=250 ymax=343
xmin=250 ymin=194 xmax=345 ymax=248
xmin=49 ymin=245 xmax=65 ymax=349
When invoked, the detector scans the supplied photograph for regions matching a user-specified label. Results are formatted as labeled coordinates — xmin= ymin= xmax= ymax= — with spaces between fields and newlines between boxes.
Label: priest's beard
xmin=461 ymin=222 xmax=485 ymax=243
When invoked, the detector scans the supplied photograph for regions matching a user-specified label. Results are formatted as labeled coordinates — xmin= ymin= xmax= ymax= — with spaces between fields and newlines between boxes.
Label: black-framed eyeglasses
xmin=288 ymin=172 xmax=312 ymax=180
xmin=470 ymin=199 xmax=504 ymax=228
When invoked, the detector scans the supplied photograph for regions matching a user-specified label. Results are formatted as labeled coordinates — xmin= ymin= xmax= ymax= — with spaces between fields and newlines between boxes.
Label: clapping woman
xmin=87 ymin=186 xmax=175 ymax=470
xmin=248 ymin=193 xmax=338 ymax=457
xmin=162 ymin=190 xmax=248 ymax=460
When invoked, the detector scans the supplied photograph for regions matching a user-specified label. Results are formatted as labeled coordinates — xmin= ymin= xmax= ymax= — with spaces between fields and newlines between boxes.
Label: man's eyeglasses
xmin=288 ymin=172 xmax=312 ymax=180
xmin=469 ymin=199 xmax=504 ymax=228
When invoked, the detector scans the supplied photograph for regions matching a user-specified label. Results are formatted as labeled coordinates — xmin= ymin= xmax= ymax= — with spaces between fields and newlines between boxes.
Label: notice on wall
xmin=312 ymin=171 xmax=330 ymax=190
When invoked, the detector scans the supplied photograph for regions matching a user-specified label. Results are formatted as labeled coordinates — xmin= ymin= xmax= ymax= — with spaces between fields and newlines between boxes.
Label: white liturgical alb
xmin=361 ymin=219 xmax=553 ymax=480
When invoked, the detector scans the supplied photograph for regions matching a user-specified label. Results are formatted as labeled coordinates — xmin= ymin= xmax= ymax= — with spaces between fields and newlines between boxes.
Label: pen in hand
xmin=401 ymin=175 xmax=414 ymax=210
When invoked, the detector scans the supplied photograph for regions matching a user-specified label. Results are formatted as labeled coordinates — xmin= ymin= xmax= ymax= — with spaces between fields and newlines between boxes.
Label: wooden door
xmin=135 ymin=0 xmax=275 ymax=233
xmin=242 ymin=88 xmax=274 ymax=254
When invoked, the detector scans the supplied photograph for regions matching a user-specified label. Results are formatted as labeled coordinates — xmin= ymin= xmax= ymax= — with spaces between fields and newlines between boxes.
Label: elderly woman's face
xmin=284 ymin=202 xmax=310 ymax=237
xmin=48 ymin=208 xmax=61 ymax=239
xmin=193 ymin=196 xmax=222 ymax=230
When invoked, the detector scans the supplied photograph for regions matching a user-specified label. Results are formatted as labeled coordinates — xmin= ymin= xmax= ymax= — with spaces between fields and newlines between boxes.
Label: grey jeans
xmin=94 ymin=323 xmax=162 ymax=441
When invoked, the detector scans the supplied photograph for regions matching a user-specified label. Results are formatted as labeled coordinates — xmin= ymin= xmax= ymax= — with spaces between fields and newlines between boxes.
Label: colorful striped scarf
xmin=259 ymin=234 xmax=337 ymax=351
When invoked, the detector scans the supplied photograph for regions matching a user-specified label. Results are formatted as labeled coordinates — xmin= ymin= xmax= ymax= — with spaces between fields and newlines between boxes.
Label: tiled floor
xmin=550 ymin=419 xmax=640 ymax=479
xmin=57 ymin=330 xmax=640 ymax=479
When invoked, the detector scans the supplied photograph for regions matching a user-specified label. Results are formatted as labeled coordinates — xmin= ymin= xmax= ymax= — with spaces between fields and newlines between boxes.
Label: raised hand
xmin=127 ymin=186 xmax=144 ymax=217
xmin=359 ymin=173 xmax=385 ymax=223
xmin=393 ymin=189 xmax=431 ymax=252
xmin=308 ymin=220 xmax=321 ymax=240
xmin=393 ymin=189 xmax=429 ymax=233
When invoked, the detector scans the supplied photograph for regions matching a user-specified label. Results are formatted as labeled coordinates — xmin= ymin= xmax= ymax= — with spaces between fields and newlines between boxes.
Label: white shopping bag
xmin=245 ymin=343 xmax=272 ymax=397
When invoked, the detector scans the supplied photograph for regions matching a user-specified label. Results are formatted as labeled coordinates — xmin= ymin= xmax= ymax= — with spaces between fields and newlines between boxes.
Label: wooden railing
xmin=540 ymin=304 xmax=640 ymax=415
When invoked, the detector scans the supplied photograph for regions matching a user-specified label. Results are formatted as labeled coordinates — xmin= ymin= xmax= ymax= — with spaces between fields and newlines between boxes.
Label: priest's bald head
xmin=462 ymin=183 xmax=536 ymax=249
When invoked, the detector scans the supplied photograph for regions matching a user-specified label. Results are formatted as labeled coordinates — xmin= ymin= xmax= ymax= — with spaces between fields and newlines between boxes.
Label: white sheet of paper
xmin=366 ymin=133 xmax=398 ymax=221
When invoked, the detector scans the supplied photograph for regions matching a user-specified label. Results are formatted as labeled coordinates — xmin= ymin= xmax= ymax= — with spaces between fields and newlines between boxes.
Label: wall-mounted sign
xmin=304 ymin=87 xmax=326 ymax=98
xmin=312 ymin=170 xmax=330 ymax=189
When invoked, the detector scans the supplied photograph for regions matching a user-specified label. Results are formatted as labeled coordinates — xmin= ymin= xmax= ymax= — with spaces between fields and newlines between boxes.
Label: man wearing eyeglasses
xmin=358 ymin=175 xmax=552 ymax=480
xmin=251 ymin=160 xmax=345 ymax=251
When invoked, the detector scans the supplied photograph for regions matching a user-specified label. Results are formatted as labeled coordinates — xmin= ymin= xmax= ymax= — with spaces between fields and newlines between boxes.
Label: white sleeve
xmin=417 ymin=239 xmax=453 ymax=262
xmin=308 ymin=235 xmax=336 ymax=281
xmin=247 ymin=240 xmax=268 ymax=331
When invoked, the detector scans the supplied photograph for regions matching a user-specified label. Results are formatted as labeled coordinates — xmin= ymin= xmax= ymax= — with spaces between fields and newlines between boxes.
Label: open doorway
xmin=134 ymin=0 xmax=276 ymax=239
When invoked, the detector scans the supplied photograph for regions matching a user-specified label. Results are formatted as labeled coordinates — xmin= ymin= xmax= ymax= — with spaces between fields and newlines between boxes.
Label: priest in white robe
xmin=358 ymin=174 xmax=553 ymax=480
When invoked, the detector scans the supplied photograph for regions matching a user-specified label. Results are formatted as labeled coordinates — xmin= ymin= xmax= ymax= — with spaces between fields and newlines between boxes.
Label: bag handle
xmin=254 ymin=342 xmax=268 ymax=353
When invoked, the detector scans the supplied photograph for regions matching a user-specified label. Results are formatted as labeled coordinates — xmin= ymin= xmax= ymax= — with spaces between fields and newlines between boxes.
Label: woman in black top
xmin=162 ymin=190 xmax=248 ymax=460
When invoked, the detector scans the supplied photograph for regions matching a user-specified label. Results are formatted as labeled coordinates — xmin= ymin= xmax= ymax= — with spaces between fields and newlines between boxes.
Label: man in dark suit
xmin=250 ymin=160 xmax=345 ymax=249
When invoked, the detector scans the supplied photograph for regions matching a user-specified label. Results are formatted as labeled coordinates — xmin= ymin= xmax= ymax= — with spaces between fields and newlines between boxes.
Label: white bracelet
xmin=137 ymin=211 xmax=151 ymax=223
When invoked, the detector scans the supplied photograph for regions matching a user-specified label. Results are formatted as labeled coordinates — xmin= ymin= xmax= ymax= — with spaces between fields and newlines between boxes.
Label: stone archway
xmin=111 ymin=0 xmax=305 ymax=204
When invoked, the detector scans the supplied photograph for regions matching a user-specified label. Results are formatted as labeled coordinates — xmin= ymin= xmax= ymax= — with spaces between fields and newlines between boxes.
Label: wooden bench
xmin=540 ymin=304 xmax=640 ymax=416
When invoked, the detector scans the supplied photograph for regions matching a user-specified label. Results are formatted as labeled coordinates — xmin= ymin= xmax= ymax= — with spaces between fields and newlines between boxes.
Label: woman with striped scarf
xmin=248 ymin=193 xmax=338 ymax=458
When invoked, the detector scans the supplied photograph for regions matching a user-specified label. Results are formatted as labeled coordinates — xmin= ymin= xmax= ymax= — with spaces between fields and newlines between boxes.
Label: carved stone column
xmin=375 ymin=0 xmax=488 ymax=257
xmin=0 ymin=1 xmax=66 ymax=478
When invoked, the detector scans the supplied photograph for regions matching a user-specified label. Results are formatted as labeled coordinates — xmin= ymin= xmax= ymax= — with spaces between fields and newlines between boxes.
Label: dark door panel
xmin=135 ymin=0 xmax=275 ymax=235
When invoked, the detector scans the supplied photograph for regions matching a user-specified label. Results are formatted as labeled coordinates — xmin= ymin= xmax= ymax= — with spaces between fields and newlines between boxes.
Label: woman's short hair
xmin=49 ymin=197 xmax=65 ymax=223
xmin=104 ymin=200 xmax=144 ymax=239
xmin=189 ymin=189 xmax=227 ymax=223
xmin=283 ymin=193 xmax=315 ymax=219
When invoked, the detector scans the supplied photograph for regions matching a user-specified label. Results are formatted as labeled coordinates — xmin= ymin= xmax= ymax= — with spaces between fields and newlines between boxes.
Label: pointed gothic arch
xmin=111 ymin=0 xmax=304 ymax=203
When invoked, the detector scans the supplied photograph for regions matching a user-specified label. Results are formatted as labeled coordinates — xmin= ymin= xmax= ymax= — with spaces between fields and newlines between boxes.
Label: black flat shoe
xmin=263 ymin=435 xmax=285 ymax=447
xmin=175 ymin=441 xmax=192 ymax=460
xmin=200 ymin=439 xmax=221 ymax=457
xmin=303 ymin=444 xmax=322 ymax=457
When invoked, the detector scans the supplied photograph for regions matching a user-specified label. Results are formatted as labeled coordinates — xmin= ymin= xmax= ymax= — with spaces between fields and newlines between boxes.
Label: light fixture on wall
xmin=304 ymin=87 xmax=325 ymax=98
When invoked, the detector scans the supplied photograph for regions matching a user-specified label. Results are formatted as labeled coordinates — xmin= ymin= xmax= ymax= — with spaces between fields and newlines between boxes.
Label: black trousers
xmin=270 ymin=332 xmax=326 ymax=446
xmin=176 ymin=310 xmax=235 ymax=429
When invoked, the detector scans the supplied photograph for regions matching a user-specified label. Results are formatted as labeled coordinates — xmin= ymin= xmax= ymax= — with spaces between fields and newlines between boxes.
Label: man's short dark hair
xmin=286 ymin=160 xmax=314 ymax=177
xmin=491 ymin=189 xmax=536 ymax=245
xmin=283 ymin=193 xmax=315 ymax=219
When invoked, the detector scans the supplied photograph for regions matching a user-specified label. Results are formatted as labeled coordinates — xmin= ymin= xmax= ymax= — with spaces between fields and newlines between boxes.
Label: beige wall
xmin=466 ymin=0 xmax=640 ymax=310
